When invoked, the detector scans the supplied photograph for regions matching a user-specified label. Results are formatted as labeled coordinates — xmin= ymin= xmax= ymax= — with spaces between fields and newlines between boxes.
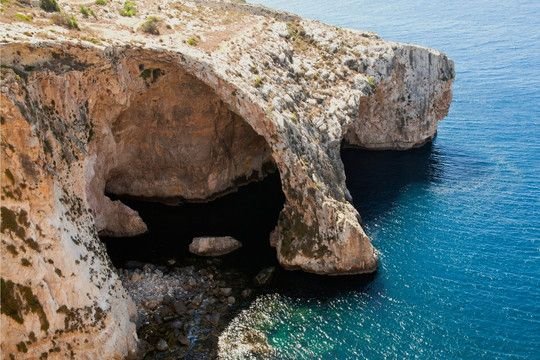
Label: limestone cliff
xmin=0 ymin=0 xmax=454 ymax=358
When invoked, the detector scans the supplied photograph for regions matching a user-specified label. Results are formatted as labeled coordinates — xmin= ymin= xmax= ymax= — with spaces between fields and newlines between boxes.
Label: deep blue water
xmin=229 ymin=1 xmax=540 ymax=358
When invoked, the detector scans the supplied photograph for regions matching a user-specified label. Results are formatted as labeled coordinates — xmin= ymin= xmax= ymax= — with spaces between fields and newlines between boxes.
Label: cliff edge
xmin=0 ymin=0 xmax=454 ymax=358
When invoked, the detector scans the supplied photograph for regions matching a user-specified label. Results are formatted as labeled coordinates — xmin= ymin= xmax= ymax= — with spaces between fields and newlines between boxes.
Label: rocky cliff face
xmin=0 ymin=0 xmax=454 ymax=358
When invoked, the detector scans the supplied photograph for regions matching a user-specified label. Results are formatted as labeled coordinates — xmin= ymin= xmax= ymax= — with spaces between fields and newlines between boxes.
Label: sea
xmin=222 ymin=0 xmax=540 ymax=358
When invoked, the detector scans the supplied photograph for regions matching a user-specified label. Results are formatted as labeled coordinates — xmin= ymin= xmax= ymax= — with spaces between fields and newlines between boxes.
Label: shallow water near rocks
xmin=222 ymin=0 xmax=539 ymax=358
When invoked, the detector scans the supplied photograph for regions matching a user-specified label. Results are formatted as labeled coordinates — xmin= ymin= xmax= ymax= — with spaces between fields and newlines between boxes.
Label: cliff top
xmin=0 ymin=0 xmax=387 ymax=123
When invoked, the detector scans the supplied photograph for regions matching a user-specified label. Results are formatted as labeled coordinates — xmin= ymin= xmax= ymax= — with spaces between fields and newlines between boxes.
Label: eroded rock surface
xmin=0 ymin=0 xmax=453 ymax=357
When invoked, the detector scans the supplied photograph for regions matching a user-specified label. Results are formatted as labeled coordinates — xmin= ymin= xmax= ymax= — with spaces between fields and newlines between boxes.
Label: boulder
xmin=189 ymin=236 xmax=242 ymax=257
xmin=156 ymin=339 xmax=169 ymax=351
xmin=220 ymin=287 xmax=233 ymax=296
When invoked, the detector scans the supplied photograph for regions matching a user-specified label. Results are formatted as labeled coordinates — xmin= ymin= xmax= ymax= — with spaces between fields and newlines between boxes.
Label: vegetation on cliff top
xmin=186 ymin=35 xmax=199 ymax=46
xmin=13 ymin=13 xmax=32 ymax=22
xmin=140 ymin=16 xmax=161 ymax=35
xmin=120 ymin=0 xmax=137 ymax=17
xmin=51 ymin=13 xmax=79 ymax=30
xmin=79 ymin=6 xmax=96 ymax=19
xmin=40 ymin=0 xmax=60 ymax=12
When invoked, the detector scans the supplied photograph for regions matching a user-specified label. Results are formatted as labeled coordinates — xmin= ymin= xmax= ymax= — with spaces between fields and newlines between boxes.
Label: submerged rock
xmin=220 ymin=326 xmax=276 ymax=359
xmin=255 ymin=267 xmax=276 ymax=286
xmin=189 ymin=236 xmax=243 ymax=256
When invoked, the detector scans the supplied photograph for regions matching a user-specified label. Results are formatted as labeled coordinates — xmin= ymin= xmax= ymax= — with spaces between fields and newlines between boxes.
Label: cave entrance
xmin=101 ymin=172 xmax=285 ymax=271
xmin=96 ymin=59 xmax=285 ymax=272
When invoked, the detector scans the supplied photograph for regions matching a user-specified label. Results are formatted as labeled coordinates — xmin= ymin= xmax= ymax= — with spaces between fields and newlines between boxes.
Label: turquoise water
xmin=234 ymin=1 xmax=540 ymax=358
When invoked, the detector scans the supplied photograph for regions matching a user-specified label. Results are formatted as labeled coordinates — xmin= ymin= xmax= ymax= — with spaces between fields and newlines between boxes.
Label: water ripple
xmin=224 ymin=0 xmax=540 ymax=358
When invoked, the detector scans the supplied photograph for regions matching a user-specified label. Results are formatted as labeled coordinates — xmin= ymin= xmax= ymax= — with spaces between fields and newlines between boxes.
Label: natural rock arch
xmin=0 ymin=5 xmax=453 ymax=355
xmin=0 ymin=44 xmax=377 ymax=357
xmin=87 ymin=52 xmax=276 ymax=238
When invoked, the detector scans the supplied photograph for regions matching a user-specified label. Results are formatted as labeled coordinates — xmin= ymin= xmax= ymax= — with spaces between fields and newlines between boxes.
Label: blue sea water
xmin=232 ymin=1 xmax=540 ymax=358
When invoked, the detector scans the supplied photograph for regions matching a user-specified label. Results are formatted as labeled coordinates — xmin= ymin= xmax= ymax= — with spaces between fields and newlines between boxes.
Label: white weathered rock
xmin=189 ymin=237 xmax=242 ymax=257
xmin=0 ymin=0 xmax=453 ymax=357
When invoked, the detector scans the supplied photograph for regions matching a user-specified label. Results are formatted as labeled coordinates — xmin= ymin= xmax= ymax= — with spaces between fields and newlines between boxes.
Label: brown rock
xmin=143 ymin=299 xmax=160 ymax=310
xmin=189 ymin=236 xmax=242 ymax=257
xmin=220 ymin=287 xmax=233 ymax=296
xmin=178 ymin=335 xmax=190 ymax=346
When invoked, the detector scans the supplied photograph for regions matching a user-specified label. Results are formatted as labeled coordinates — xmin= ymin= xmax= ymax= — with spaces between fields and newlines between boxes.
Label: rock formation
xmin=0 ymin=0 xmax=454 ymax=357
xmin=189 ymin=236 xmax=242 ymax=256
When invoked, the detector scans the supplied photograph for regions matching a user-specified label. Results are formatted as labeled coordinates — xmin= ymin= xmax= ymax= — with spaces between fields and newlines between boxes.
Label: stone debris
xmin=118 ymin=261 xmax=257 ymax=359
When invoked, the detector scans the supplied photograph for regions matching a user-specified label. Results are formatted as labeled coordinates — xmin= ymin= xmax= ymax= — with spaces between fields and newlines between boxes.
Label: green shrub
xmin=119 ymin=0 xmax=136 ymax=17
xmin=51 ymin=13 xmax=79 ymax=30
xmin=40 ymin=0 xmax=60 ymax=12
xmin=80 ymin=6 xmax=96 ymax=18
xmin=95 ymin=0 xmax=106 ymax=5
xmin=14 ymin=13 xmax=33 ymax=22
xmin=253 ymin=76 xmax=263 ymax=88
xmin=186 ymin=36 xmax=198 ymax=46
xmin=366 ymin=75 xmax=376 ymax=89
xmin=140 ymin=16 xmax=160 ymax=34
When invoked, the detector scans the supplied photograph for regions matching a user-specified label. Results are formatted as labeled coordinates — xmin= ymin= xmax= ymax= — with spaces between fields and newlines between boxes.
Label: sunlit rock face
xmin=0 ymin=0 xmax=453 ymax=357
xmin=342 ymin=45 xmax=454 ymax=150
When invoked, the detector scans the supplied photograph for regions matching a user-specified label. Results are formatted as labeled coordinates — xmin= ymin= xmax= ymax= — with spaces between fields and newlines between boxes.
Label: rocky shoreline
xmin=1 ymin=0 xmax=453 ymax=356
xmin=118 ymin=259 xmax=272 ymax=359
